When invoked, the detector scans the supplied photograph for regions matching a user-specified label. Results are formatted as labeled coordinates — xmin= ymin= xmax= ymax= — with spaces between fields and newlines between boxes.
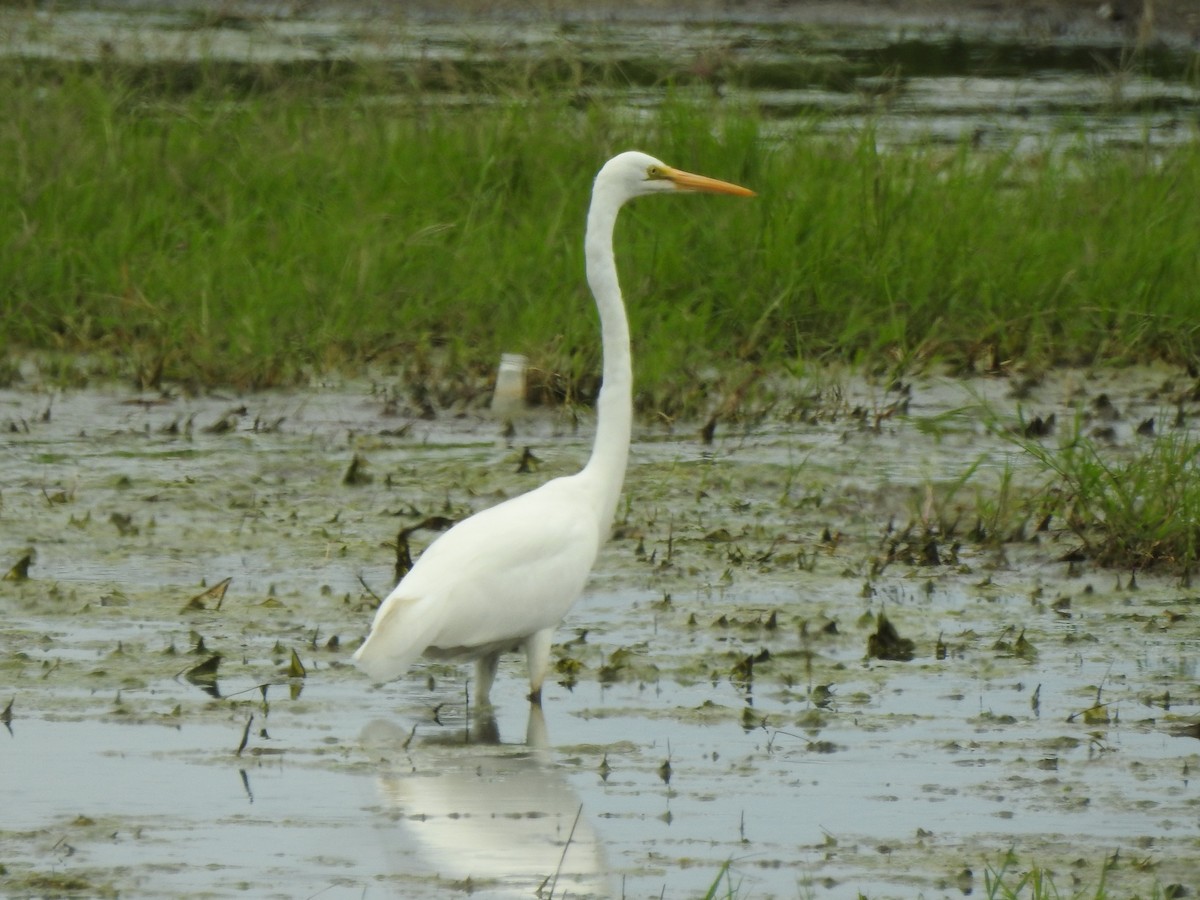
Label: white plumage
xmin=353 ymin=151 xmax=754 ymax=705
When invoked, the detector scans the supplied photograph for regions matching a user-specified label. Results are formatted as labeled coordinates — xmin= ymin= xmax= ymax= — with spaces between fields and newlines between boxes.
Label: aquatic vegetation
xmin=981 ymin=854 xmax=1124 ymax=900
xmin=703 ymin=859 xmax=741 ymax=899
xmin=865 ymin=610 xmax=916 ymax=661
xmin=1004 ymin=410 xmax=1200 ymax=574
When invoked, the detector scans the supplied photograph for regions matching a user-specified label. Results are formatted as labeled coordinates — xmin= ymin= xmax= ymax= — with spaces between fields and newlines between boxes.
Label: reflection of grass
xmin=2 ymin=58 xmax=1199 ymax=407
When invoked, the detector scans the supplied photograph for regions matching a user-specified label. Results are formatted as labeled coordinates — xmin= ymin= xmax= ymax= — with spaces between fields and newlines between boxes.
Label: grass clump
xmin=981 ymin=850 xmax=1179 ymax=900
xmin=1011 ymin=419 xmax=1200 ymax=573
xmin=701 ymin=853 xmax=1175 ymax=899
xmin=702 ymin=860 xmax=742 ymax=900
xmin=2 ymin=57 xmax=1200 ymax=407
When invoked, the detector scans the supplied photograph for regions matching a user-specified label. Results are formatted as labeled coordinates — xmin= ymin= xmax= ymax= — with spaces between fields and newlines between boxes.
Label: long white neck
xmin=579 ymin=180 xmax=633 ymax=538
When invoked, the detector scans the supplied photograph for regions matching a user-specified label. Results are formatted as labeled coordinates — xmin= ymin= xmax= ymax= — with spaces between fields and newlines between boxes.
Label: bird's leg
xmin=523 ymin=626 xmax=555 ymax=705
xmin=471 ymin=712 xmax=501 ymax=745
xmin=474 ymin=652 xmax=501 ymax=710
xmin=525 ymin=703 xmax=550 ymax=749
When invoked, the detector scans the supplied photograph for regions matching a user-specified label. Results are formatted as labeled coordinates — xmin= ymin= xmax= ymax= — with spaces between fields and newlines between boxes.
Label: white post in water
xmin=490 ymin=352 xmax=528 ymax=425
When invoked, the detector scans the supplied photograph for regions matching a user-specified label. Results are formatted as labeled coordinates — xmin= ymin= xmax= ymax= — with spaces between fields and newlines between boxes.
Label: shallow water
xmin=0 ymin=3 xmax=1196 ymax=151
xmin=2 ymin=367 xmax=1199 ymax=897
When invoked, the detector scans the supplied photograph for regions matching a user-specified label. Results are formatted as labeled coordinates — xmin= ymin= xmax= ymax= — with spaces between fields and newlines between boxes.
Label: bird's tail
xmin=352 ymin=593 xmax=444 ymax=684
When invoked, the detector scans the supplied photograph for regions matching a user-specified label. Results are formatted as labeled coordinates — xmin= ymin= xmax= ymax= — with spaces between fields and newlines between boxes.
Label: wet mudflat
xmin=2 ymin=367 xmax=1199 ymax=898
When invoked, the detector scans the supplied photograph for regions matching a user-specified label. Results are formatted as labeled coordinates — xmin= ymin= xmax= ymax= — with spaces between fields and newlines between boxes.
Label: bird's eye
xmin=645 ymin=165 xmax=665 ymax=180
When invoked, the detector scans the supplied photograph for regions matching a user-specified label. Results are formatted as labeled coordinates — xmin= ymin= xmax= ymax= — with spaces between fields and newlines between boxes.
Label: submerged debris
xmin=184 ymin=654 xmax=222 ymax=698
xmin=393 ymin=516 xmax=456 ymax=582
xmin=554 ymin=655 xmax=582 ymax=689
xmin=1093 ymin=393 xmax=1120 ymax=421
xmin=809 ymin=684 xmax=835 ymax=709
xmin=181 ymin=577 xmax=232 ymax=612
xmin=866 ymin=611 xmax=916 ymax=661
xmin=109 ymin=512 xmax=138 ymax=536
xmin=3 ymin=549 xmax=34 ymax=581
xmin=343 ymin=453 xmax=372 ymax=486
xmin=731 ymin=648 xmax=771 ymax=685
xmin=657 ymin=758 xmax=672 ymax=785
xmin=1069 ymin=704 xmax=1113 ymax=726
xmin=1167 ymin=721 xmax=1200 ymax=740
xmin=516 ymin=447 xmax=539 ymax=474
xmin=993 ymin=626 xmax=1037 ymax=660
xmin=236 ymin=715 xmax=253 ymax=757
xmin=203 ymin=405 xmax=248 ymax=434
xmin=287 ymin=649 xmax=307 ymax=678
xmin=1021 ymin=413 xmax=1056 ymax=438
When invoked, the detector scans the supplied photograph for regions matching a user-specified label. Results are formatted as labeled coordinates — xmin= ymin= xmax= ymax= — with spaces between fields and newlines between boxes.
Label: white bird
xmin=353 ymin=151 xmax=754 ymax=706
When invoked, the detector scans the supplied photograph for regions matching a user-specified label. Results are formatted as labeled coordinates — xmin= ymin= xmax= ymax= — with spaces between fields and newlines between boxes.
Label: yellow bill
xmin=663 ymin=166 xmax=756 ymax=197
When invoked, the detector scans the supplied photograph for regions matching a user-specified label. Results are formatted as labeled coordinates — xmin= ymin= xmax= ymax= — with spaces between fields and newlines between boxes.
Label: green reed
xmin=2 ymin=58 xmax=1198 ymax=405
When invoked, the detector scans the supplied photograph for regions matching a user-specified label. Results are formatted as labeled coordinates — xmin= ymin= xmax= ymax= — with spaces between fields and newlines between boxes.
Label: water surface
xmin=1 ymin=2 xmax=1196 ymax=150
xmin=2 ymin=368 xmax=1199 ymax=896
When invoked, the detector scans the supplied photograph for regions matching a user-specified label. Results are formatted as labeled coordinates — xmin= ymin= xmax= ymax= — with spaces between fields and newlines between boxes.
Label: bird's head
xmin=596 ymin=150 xmax=755 ymax=204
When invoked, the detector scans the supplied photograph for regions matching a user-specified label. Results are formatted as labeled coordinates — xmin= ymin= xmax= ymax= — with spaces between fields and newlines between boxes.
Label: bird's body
xmin=353 ymin=151 xmax=753 ymax=705
xmin=356 ymin=476 xmax=603 ymax=699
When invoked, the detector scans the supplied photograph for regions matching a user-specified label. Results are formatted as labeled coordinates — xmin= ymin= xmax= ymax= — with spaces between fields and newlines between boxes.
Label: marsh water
xmin=2 ymin=2 xmax=1198 ymax=151
xmin=3 ymin=4 xmax=1200 ymax=898
xmin=3 ymin=364 xmax=1200 ymax=898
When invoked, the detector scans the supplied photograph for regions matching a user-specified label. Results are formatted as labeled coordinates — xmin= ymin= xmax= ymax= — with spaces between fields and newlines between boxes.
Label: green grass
xmin=984 ymin=859 xmax=1107 ymax=900
xmin=981 ymin=853 xmax=1178 ymax=900
xmin=908 ymin=404 xmax=1200 ymax=576
xmin=1005 ymin=413 xmax=1200 ymax=573
xmin=2 ymin=58 xmax=1200 ymax=407
xmin=703 ymin=853 xmax=1174 ymax=899
xmin=702 ymin=859 xmax=740 ymax=899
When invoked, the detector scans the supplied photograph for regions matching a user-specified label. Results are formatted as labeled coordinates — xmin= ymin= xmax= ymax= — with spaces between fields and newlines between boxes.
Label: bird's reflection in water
xmin=361 ymin=705 xmax=612 ymax=898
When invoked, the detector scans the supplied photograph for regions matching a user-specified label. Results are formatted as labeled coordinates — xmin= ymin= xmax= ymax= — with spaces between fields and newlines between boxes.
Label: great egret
xmin=353 ymin=151 xmax=754 ymax=705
